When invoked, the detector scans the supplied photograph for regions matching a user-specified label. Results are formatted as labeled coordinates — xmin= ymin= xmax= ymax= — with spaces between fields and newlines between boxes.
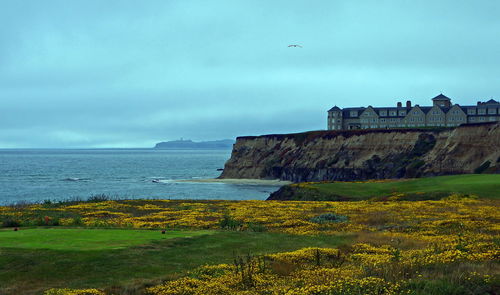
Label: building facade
xmin=327 ymin=94 xmax=500 ymax=130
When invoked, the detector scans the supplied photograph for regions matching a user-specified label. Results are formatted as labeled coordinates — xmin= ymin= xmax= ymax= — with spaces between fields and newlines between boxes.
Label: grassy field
xmin=0 ymin=228 xmax=347 ymax=294
xmin=0 ymin=228 xmax=209 ymax=250
xmin=286 ymin=174 xmax=500 ymax=201
xmin=0 ymin=176 xmax=498 ymax=294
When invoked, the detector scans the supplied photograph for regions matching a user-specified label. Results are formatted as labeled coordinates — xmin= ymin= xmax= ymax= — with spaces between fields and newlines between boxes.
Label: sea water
xmin=0 ymin=149 xmax=282 ymax=204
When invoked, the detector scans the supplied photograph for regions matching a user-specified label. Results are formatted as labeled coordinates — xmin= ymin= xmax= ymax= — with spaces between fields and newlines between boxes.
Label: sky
xmin=1 ymin=0 xmax=500 ymax=148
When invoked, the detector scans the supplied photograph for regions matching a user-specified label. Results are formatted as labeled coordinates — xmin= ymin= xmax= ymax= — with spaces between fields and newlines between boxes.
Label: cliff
xmin=219 ymin=122 xmax=500 ymax=182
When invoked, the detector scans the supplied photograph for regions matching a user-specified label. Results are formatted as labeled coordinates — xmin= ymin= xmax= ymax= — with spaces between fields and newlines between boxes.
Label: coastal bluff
xmin=219 ymin=122 xmax=500 ymax=182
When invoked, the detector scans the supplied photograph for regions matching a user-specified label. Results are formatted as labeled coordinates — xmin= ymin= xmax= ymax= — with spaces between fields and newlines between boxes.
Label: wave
xmin=62 ymin=177 xmax=90 ymax=182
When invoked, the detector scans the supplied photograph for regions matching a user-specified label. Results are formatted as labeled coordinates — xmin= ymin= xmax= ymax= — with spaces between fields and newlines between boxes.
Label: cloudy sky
xmin=1 ymin=1 xmax=499 ymax=148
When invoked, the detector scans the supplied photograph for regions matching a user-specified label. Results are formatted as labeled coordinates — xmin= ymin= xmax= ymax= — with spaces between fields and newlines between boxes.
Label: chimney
xmin=477 ymin=101 xmax=482 ymax=106
xmin=406 ymin=100 xmax=411 ymax=108
xmin=397 ymin=102 xmax=402 ymax=108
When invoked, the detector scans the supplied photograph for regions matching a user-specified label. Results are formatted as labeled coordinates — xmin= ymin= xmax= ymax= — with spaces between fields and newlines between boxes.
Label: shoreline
xmin=175 ymin=178 xmax=292 ymax=185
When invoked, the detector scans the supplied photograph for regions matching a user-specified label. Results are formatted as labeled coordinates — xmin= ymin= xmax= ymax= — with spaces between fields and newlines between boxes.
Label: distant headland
xmin=154 ymin=139 xmax=235 ymax=149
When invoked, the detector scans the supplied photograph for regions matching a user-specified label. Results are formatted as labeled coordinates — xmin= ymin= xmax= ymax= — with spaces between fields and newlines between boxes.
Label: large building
xmin=327 ymin=94 xmax=500 ymax=130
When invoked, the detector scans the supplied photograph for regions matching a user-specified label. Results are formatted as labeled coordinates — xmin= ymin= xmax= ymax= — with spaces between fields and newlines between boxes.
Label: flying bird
xmin=288 ymin=44 xmax=302 ymax=48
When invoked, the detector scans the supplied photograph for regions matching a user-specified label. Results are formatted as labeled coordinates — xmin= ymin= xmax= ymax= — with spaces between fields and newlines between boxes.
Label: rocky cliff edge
xmin=219 ymin=122 xmax=500 ymax=182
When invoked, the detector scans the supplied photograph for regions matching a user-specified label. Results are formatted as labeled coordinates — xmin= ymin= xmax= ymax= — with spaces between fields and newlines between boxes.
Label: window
xmin=488 ymin=108 xmax=497 ymax=114
xmin=399 ymin=111 xmax=406 ymax=116
xmin=489 ymin=117 xmax=496 ymax=121
xmin=379 ymin=110 xmax=387 ymax=116
xmin=470 ymin=117 xmax=476 ymax=122
xmin=413 ymin=111 xmax=419 ymax=114
xmin=350 ymin=111 xmax=358 ymax=117
xmin=467 ymin=108 xmax=476 ymax=115
xmin=390 ymin=111 xmax=397 ymax=116
xmin=478 ymin=109 xmax=486 ymax=115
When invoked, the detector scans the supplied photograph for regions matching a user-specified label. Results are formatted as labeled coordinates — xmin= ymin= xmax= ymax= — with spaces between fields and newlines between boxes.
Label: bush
xmin=2 ymin=218 xmax=20 ymax=227
xmin=219 ymin=215 xmax=243 ymax=230
xmin=72 ymin=216 xmax=84 ymax=226
xmin=310 ymin=213 xmax=348 ymax=224
xmin=247 ymin=222 xmax=266 ymax=232
xmin=87 ymin=194 xmax=110 ymax=202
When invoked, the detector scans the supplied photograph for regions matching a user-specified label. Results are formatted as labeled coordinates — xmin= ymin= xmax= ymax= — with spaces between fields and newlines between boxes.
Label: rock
xmin=219 ymin=122 xmax=500 ymax=182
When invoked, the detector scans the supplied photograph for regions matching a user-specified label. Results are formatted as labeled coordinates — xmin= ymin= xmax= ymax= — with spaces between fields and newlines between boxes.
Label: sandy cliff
xmin=219 ymin=122 xmax=500 ymax=182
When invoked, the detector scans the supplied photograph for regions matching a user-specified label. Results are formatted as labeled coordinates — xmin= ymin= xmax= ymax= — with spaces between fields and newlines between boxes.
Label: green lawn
xmin=0 ymin=228 xmax=347 ymax=295
xmin=309 ymin=174 xmax=500 ymax=200
xmin=0 ymin=228 xmax=209 ymax=251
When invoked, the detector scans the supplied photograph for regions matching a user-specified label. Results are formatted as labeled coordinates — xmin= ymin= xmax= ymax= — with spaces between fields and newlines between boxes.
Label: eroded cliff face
xmin=219 ymin=122 xmax=500 ymax=182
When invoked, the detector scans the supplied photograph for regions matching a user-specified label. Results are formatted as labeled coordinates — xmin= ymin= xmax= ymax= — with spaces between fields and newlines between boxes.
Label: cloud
xmin=1 ymin=1 xmax=499 ymax=147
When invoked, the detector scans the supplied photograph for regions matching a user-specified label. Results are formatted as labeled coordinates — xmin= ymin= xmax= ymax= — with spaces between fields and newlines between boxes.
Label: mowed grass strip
xmin=0 ymin=228 xmax=348 ymax=295
xmin=311 ymin=174 xmax=500 ymax=199
xmin=0 ymin=228 xmax=210 ymax=250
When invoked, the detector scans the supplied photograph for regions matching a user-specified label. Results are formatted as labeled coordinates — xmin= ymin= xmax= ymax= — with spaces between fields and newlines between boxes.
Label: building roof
xmin=342 ymin=107 xmax=365 ymax=118
xmin=328 ymin=97 xmax=499 ymax=118
xmin=484 ymin=99 xmax=499 ymax=104
xmin=328 ymin=106 xmax=341 ymax=112
xmin=419 ymin=106 xmax=433 ymax=114
xmin=432 ymin=93 xmax=451 ymax=101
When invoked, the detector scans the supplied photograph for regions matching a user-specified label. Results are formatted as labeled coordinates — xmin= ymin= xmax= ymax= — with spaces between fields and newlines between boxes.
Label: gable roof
xmin=328 ymin=106 xmax=341 ymax=112
xmin=342 ymin=107 xmax=365 ymax=117
xmin=432 ymin=93 xmax=451 ymax=101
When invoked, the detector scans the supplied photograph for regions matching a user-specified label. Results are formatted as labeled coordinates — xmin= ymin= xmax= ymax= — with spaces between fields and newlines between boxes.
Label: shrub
xmin=219 ymin=215 xmax=243 ymax=230
xmin=72 ymin=216 xmax=84 ymax=226
xmin=2 ymin=218 xmax=21 ymax=227
xmin=87 ymin=194 xmax=110 ymax=202
xmin=310 ymin=213 xmax=348 ymax=224
xmin=246 ymin=222 xmax=266 ymax=232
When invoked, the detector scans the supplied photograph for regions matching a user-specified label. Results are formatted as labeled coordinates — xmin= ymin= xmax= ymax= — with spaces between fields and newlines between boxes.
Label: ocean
xmin=0 ymin=149 xmax=283 ymax=205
